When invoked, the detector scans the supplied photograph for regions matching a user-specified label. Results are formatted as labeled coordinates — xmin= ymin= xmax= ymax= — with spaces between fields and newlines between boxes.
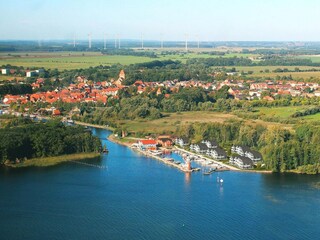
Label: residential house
xmin=207 ymin=147 xmax=227 ymax=160
xmin=230 ymin=155 xmax=253 ymax=169
xmin=201 ymin=140 xmax=218 ymax=148
xmin=26 ymin=71 xmax=37 ymax=77
xmin=190 ymin=143 xmax=208 ymax=154
xmin=231 ymin=145 xmax=262 ymax=162
xmin=175 ymin=137 xmax=189 ymax=147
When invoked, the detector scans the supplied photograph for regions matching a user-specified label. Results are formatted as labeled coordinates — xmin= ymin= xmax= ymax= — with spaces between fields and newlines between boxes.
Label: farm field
xmin=236 ymin=65 xmax=320 ymax=79
xmin=0 ymin=55 xmax=155 ymax=70
xmin=0 ymin=51 xmax=258 ymax=70
xmin=250 ymin=71 xmax=320 ymax=79
xmin=296 ymin=55 xmax=320 ymax=63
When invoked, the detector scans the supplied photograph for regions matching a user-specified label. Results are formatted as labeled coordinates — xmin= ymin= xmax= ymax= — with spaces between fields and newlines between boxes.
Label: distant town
xmin=2 ymin=68 xmax=319 ymax=108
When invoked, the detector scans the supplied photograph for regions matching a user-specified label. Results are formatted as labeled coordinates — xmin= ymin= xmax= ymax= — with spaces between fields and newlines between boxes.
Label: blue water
xmin=0 ymin=128 xmax=319 ymax=240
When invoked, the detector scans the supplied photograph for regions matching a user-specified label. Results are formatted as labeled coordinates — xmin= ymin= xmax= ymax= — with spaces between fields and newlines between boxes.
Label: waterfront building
xmin=231 ymin=145 xmax=262 ymax=162
xmin=175 ymin=137 xmax=189 ymax=147
xmin=137 ymin=139 xmax=157 ymax=151
xmin=207 ymin=147 xmax=227 ymax=160
xmin=230 ymin=155 xmax=253 ymax=169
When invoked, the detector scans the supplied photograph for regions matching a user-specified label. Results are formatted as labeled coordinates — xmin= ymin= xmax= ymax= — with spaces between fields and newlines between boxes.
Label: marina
xmin=131 ymin=146 xmax=200 ymax=173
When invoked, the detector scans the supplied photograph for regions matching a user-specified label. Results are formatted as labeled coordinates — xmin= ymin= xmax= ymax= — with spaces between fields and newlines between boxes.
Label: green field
xmin=117 ymin=111 xmax=295 ymax=135
xmin=118 ymin=111 xmax=239 ymax=134
xmin=296 ymin=55 xmax=320 ymax=63
xmin=255 ymin=106 xmax=311 ymax=119
xmin=0 ymin=51 xmax=258 ymax=70
xmin=0 ymin=55 xmax=156 ymax=70
xmin=255 ymin=106 xmax=320 ymax=123
xmin=6 ymin=152 xmax=101 ymax=168
xmin=236 ymin=66 xmax=320 ymax=79
xmin=2 ymin=51 xmax=320 ymax=79
xmin=301 ymin=112 xmax=320 ymax=121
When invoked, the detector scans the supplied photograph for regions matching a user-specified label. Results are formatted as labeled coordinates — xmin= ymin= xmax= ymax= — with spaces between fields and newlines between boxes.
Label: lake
xmin=0 ymin=128 xmax=319 ymax=240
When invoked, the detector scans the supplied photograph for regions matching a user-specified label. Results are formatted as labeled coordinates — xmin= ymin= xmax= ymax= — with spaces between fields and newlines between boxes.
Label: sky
xmin=1 ymin=0 xmax=320 ymax=41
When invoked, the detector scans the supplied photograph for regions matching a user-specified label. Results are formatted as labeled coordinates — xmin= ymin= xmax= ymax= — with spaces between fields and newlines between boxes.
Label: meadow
xmin=254 ymin=106 xmax=320 ymax=123
xmin=118 ymin=111 xmax=239 ymax=135
xmin=254 ymin=106 xmax=309 ymax=119
xmin=1 ymin=51 xmax=320 ymax=79
xmin=0 ymin=51 xmax=257 ymax=70
xmin=117 ymin=111 xmax=295 ymax=135
xmin=296 ymin=55 xmax=320 ymax=63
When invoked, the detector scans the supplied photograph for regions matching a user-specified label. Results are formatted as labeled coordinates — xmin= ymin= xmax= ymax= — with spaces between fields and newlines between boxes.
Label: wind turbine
xmin=73 ymin=33 xmax=76 ymax=48
xmin=196 ymin=34 xmax=200 ymax=49
xmin=185 ymin=34 xmax=188 ymax=51
xmin=103 ymin=33 xmax=106 ymax=50
xmin=141 ymin=33 xmax=144 ymax=49
xmin=88 ymin=33 xmax=92 ymax=49
xmin=160 ymin=33 xmax=164 ymax=49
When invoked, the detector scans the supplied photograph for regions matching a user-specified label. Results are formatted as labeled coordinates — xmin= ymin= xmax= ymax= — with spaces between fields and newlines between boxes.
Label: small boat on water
xmin=102 ymin=144 xmax=109 ymax=154
xmin=203 ymin=168 xmax=216 ymax=175
xmin=102 ymin=148 xmax=109 ymax=153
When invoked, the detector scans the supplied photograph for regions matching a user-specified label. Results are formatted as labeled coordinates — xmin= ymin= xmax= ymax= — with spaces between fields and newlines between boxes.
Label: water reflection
xmin=184 ymin=173 xmax=191 ymax=186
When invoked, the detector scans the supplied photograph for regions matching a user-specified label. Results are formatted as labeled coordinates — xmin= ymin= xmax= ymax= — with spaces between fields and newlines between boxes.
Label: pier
xmin=131 ymin=147 xmax=200 ymax=173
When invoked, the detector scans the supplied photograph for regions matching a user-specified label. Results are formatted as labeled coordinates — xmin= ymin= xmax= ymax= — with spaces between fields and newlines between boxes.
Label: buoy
xmin=220 ymin=179 xmax=224 ymax=183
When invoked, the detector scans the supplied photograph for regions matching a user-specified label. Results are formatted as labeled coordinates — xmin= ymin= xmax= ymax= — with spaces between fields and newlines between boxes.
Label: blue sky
xmin=1 ymin=0 xmax=319 ymax=41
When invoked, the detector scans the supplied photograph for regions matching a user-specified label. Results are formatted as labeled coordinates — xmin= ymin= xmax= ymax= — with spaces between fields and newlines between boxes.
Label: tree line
xmin=0 ymin=84 xmax=32 ymax=97
xmin=0 ymin=118 xmax=101 ymax=164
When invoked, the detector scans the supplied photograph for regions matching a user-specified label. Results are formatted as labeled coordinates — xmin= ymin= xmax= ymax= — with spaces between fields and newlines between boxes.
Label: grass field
xmin=296 ymin=55 xmax=320 ymax=63
xmin=301 ymin=112 xmax=320 ymax=121
xmin=0 ymin=51 xmax=258 ymax=70
xmin=117 ymin=111 xmax=295 ymax=135
xmin=236 ymin=66 xmax=320 ymax=79
xmin=254 ymin=106 xmax=320 ymax=124
xmin=255 ymin=106 xmax=311 ymax=119
xmin=118 ymin=111 xmax=239 ymax=134
xmin=6 ymin=152 xmax=101 ymax=168
xmin=251 ymin=71 xmax=320 ymax=79
xmin=1 ymin=51 xmax=320 ymax=79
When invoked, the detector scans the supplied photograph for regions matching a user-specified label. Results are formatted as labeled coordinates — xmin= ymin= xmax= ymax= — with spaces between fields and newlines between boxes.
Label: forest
xmin=0 ymin=118 xmax=101 ymax=164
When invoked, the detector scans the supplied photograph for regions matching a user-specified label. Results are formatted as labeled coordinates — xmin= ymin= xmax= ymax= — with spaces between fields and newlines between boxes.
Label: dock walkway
xmin=132 ymin=147 xmax=200 ymax=173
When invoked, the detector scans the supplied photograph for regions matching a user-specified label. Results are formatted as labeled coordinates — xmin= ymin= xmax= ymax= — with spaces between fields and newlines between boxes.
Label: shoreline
xmin=175 ymin=147 xmax=273 ymax=174
xmin=5 ymin=152 xmax=101 ymax=168
xmin=76 ymin=123 xmax=296 ymax=175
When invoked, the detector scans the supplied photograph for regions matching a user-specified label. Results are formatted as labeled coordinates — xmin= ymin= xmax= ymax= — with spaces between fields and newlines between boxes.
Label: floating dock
xmin=132 ymin=147 xmax=200 ymax=173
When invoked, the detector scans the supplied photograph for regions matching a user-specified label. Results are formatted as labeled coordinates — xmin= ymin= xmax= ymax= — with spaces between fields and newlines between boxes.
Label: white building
xmin=26 ymin=71 xmax=37 ymax=77
xmin=1 ymin=69 xmax=9 ymax=75
xmin=230 ymin=156 xmax=253 ymax=169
